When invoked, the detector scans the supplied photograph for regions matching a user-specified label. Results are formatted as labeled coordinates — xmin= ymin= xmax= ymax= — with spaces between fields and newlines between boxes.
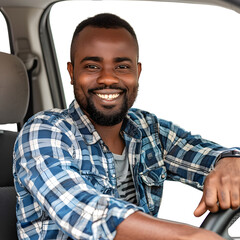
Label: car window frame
xmin=39 ymin=2 xmax=66 ymax=109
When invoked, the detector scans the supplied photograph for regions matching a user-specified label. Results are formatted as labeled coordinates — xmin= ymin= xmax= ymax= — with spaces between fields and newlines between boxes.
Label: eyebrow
xmin=80 ymin=56 xmax=133 ymax=64
xmin=80 ymin=56 xmax=102 ymax=63
xmin=114 ymin=57 xmax=133 ymax=63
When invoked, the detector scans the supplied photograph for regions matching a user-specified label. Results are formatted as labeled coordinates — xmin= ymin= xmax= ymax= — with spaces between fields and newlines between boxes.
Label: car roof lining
xmin=0 ymin=0 xmax=240 ymax=13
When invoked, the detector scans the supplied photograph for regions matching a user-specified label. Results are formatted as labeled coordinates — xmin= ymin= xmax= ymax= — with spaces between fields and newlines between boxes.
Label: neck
xmin=93 ymin=122 xmax=125 ymax=155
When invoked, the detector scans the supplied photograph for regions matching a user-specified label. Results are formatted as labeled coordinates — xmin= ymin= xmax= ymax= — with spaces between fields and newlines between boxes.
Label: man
xmin=13 ymin=13 xmax=240 ymax=239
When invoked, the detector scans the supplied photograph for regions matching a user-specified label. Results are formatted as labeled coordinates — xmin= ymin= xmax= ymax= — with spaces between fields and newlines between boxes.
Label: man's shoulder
xmin=25 ymin=108 xmax=71 ymax=127
xmin=127 ymin=108 xmax=159 ymax=125
xmin=127 ymin=108 xmax=175 ymax=130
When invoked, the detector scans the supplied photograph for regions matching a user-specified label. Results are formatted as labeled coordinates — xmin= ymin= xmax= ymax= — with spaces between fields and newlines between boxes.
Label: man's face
xmin=67 ymin=26 xmax=141 ymax=126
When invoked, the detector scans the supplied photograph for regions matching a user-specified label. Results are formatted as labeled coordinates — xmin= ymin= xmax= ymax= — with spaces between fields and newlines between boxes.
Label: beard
xmin=74 ymin=85 xmax=138 ymax=126
xmin=85 ymin=95 xmax=129 ymax=126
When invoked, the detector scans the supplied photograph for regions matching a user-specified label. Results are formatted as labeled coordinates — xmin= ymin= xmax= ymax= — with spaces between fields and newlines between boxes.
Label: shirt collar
xmin=121 ymin=115 xmax=142 ymax=140
xmin=68 ymin=100 xmax=142 ymax=145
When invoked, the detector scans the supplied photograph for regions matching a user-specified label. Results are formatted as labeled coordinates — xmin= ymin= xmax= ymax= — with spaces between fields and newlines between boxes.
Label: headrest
xmin=0 ymin=52 xmax=29 ymax=124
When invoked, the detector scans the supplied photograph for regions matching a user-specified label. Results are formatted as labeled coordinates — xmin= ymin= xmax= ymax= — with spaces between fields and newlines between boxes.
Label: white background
xmin=0 ymin=12 xmax=10 ymax=53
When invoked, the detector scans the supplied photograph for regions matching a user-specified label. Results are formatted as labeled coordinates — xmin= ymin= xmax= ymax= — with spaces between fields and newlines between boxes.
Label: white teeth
xmin=96 ymin=93 xmax=120 ymax=100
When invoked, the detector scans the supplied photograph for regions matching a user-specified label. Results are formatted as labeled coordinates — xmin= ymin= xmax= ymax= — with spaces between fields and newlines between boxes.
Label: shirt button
xmin=103 ymin=147 xmax=108 ymax=153
xmin=161 ymin=174 xmax=166 ymax=179
xmin=112 ymin=174 xmax=116 ymax=178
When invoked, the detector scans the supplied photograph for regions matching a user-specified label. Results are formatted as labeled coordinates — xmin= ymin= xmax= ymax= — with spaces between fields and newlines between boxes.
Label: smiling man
xmin=67 ymin=25 xmax=141 ymax=155
xmin=13 ymin=13 xmax=240 ymax=240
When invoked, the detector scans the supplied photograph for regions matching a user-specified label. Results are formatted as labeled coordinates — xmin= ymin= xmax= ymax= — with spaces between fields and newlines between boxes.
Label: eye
xmin=85 ymin=64 xmax=99 ymax=69
xmin=84 ymin=64 xmax=101 ymax=72
xmin=116 ymin=64 xmax=130 ymax=69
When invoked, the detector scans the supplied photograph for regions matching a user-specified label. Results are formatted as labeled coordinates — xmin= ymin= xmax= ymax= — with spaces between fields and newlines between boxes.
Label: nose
xmin=97 ymin=68 xmax=119 ymax=86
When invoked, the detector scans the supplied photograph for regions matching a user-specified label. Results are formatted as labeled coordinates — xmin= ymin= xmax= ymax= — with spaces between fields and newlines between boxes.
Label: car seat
xmin=0 ymin=51 xmax=29 ymax=240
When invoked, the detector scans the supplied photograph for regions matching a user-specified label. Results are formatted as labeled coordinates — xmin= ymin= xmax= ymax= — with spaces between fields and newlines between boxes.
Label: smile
xmin=96 ymin=93 xmax=120 ymax=101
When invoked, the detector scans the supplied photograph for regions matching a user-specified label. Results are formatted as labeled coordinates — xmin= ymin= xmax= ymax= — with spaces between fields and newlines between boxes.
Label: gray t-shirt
xmin=113 ymin=148 xmax=137 ymax=204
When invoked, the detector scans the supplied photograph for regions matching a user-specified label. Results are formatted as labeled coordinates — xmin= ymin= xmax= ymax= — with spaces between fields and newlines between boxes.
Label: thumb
xmin=194 ymin=196 xmax=207 ymax=217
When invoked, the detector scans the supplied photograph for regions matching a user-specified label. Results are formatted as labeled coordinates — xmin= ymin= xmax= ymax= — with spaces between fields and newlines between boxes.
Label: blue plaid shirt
xmin=13 ymin=100 xmax=231 ymax=239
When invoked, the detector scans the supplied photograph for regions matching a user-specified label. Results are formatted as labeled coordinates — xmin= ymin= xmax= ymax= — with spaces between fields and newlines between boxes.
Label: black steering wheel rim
xmin=200 ymin=208 xmax=240 ymax=239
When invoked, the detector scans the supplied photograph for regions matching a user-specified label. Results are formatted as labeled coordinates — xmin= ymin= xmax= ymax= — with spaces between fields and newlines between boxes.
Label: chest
xmin=72 ymin=134 xmax=167 ymax=215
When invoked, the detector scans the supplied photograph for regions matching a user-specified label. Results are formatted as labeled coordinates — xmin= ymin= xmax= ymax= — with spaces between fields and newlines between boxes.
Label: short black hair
xmin=70 ymin=13 xmax=139 ymax=63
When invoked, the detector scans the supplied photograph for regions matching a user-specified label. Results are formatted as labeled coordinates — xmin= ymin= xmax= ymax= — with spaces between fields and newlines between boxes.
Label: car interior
xmin=0 ymin=51 xmax=29 ymax=239
xmin=0 ymin=0 xmax=240 ymax=239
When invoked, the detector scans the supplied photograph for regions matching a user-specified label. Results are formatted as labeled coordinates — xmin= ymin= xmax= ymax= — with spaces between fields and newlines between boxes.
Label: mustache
xmin=88 ymin=86 xmax=127 ymax=93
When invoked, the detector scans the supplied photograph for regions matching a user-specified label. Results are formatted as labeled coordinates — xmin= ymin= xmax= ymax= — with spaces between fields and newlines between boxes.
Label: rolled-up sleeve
xmin=158 ymin=119 xmax=232 ymax=188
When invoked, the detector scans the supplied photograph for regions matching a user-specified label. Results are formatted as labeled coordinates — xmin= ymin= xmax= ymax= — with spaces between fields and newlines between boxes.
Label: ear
xmin=67 ymin=62 xmax=74 ymax=85
xmin=137 ymin=62 xmax=142 ymax=79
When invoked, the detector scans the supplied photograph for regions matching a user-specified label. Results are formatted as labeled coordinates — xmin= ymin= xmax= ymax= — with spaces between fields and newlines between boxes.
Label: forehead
xmin=73 ymin=26 xmax=138 ymax=59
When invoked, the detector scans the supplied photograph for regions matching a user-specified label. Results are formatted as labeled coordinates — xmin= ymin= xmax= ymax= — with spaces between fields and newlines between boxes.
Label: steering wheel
xmin=200 ymin=208 xmax=240 ymax=239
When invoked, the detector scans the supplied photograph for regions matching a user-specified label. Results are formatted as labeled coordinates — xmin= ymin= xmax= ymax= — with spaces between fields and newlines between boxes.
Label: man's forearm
xmin=115 ymin=211 xmax=223 ymax=240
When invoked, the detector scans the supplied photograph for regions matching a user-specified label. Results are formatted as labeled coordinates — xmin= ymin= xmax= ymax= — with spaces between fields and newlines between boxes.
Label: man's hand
xmin=194 ymin=157 xmax=240 ymax=217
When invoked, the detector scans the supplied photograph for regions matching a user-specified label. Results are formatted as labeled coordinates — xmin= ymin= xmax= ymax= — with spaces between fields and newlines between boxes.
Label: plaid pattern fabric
xmin=13 ymin=100 xmax=232 ymax=239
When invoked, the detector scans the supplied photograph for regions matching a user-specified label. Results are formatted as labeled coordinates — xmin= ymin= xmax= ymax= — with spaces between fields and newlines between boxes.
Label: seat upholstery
xmin=0 ymin=51 xmax=29 ymax=240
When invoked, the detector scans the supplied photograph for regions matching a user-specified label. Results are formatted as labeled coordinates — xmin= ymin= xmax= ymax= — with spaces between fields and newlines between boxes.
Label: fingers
xmin=194 ymin=197 xmax=207 ymax=217
xmin=217 ymin=175 xmax=231 ymax=209
xmin=204 ymin=186 xmax=219 ymax=212
xmin=214 ymin=157 xmax=240 ymax=210
xmin=196 ymin=165 xmax=240 ymax=217
xmin=230 ymin=184 xmax=240 ymax=210
xmin=216 ymin=175 xmax=240 ymax=210
xmin=194 ymin=186 xmax=219 ymax=217
xmin=229 ymin=169 xmax=240 ymax=209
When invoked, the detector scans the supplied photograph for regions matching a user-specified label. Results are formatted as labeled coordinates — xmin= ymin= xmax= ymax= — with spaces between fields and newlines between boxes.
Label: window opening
xmin=49 ymin=1 xmax=240 ymax=236
xmin=0 ymin=11 xmax=10 ymax=53
xmin=0 ymin=10 xmax=16 ymax=132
